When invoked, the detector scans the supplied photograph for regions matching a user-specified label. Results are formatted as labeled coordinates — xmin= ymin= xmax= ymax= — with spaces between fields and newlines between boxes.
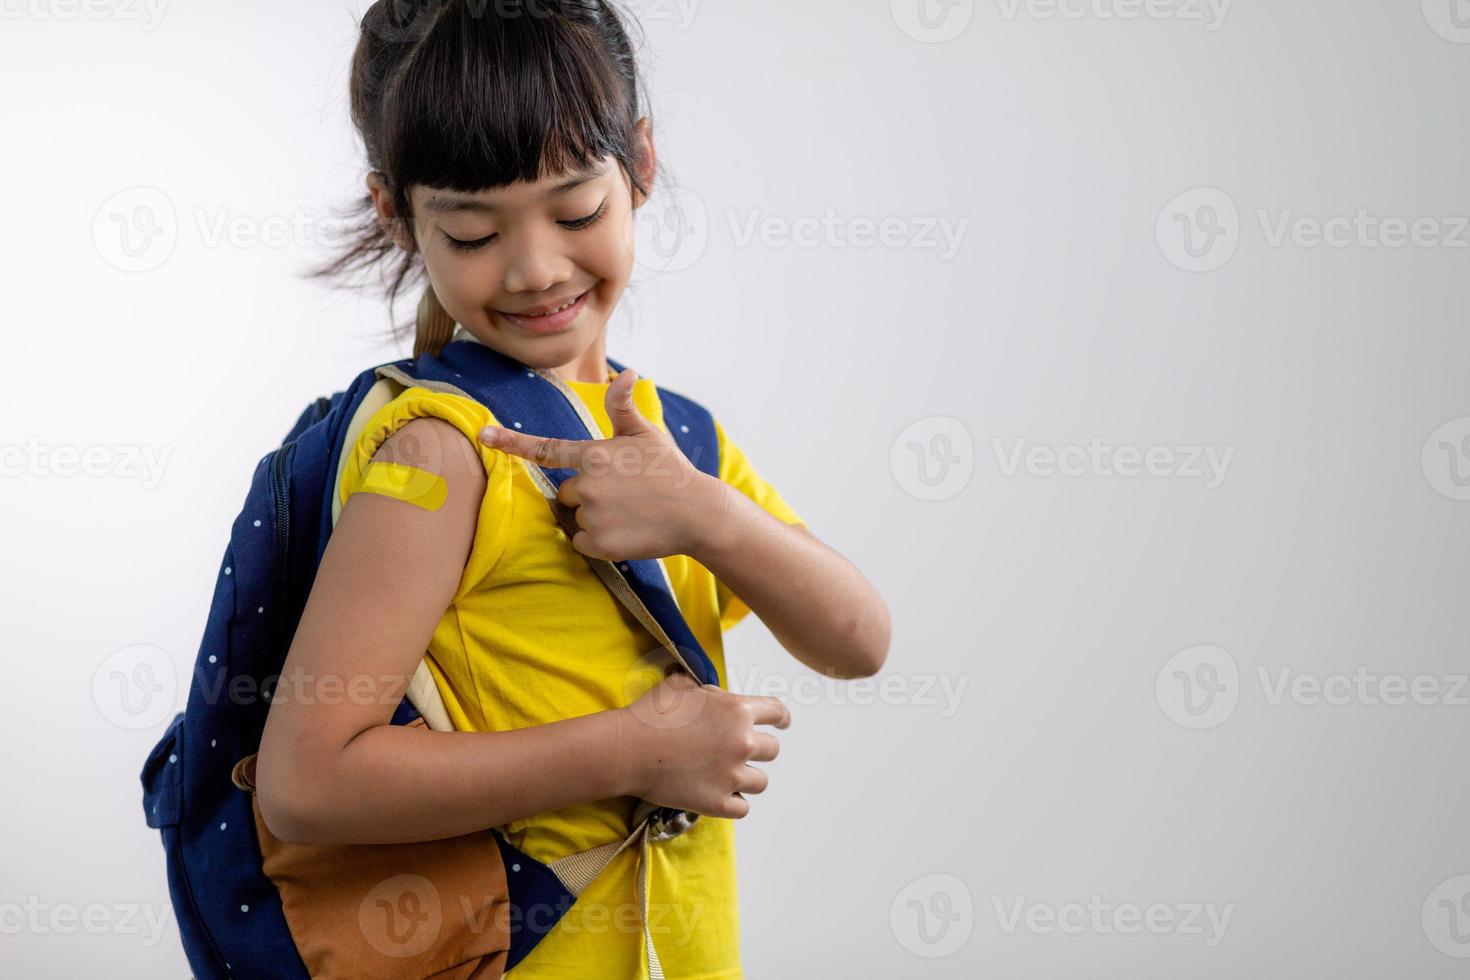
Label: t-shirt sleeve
xmin=337 ymin=388 xmax=515 ymax=605
xmin=712 ymin=417 xmax=806 ymax=631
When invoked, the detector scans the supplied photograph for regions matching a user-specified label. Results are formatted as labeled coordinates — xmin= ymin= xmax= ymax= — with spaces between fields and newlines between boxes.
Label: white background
xmin=2 ymin=0 xmax=1469 ymax=976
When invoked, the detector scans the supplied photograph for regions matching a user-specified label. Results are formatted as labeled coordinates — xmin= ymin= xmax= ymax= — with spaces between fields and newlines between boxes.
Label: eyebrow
xmin=424 ymin=165 xmax=606 ymax=215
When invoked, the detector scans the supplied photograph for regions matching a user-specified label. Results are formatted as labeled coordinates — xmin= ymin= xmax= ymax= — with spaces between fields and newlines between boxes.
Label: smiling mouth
xmin=497 ymin=289 xmax=589 ymax=318
xmin=495 ymin=289 xmax=591 ymax=333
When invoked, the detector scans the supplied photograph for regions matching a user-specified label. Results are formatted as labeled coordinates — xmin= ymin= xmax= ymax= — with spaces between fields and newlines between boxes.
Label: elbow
xmin=254 ymin=750 xmax=330 ymax=846
xmin=838 ymin=601 xmax=892 ymax=679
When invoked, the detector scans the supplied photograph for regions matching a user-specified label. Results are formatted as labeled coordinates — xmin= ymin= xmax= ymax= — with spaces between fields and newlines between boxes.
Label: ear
xmin=629 ymin=118 xmax=657 ymax=211
xmin=366 ymin=171 xmax=416 ymax=253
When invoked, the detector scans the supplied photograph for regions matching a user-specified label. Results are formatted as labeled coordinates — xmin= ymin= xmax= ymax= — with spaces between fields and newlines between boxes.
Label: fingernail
xmin=480 ymin=426 xmax=500 ymax=444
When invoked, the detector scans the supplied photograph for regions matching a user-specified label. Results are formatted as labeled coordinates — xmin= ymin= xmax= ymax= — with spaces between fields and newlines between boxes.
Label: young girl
xmin=254 ymin=2 xmax=890 ymax=977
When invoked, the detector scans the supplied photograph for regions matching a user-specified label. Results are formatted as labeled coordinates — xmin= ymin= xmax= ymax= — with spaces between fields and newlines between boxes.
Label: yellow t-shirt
xmin=337 ymin=370 xmax=804 ymax=979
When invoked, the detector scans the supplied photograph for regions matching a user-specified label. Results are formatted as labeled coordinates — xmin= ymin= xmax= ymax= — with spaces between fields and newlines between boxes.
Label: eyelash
xmin=443 ymin=200 xmax=609 ymax=251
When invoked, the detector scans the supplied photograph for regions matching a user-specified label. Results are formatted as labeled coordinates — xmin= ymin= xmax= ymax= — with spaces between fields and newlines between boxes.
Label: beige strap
xmin=546 ymin=805 xmax=666 ymax=979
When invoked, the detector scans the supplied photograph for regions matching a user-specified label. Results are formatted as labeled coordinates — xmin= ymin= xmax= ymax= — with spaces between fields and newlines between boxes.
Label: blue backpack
xmin=140 ymin=338 xmax=725 ymax=978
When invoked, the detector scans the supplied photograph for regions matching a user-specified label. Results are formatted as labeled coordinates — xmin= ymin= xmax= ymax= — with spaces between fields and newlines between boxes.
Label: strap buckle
xmin=636 ymin=801 xmax=699 ymax=842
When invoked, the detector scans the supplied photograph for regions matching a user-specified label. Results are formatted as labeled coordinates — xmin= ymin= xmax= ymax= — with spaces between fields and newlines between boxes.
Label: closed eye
xmin=442 ymin=200 xmax=608 ymax=252
xmin=443 ymin=232 xmax=495 ymax=251
xmin=560 ymin=200 xmax=608 ymax=231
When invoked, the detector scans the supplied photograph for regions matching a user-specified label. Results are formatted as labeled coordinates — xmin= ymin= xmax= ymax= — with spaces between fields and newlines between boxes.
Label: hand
xmin=478 ymin=368 xmax=729 ymax=561
xmin=616 ymin=669 xmax=790 ymax=820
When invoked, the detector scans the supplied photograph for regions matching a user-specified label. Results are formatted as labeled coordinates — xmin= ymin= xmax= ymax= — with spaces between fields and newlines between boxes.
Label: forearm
xmin=263 ymin=707 xmax=637 ymax=846
xmin=694 ymin=478 xmax=891 ymax=678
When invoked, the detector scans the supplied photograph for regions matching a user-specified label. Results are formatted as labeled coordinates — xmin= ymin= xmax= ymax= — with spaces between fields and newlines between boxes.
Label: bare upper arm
xmin=255 ymin=416 xmax=486 ymax=823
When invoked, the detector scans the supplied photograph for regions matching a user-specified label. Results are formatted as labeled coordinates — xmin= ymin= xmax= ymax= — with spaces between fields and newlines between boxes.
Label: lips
xmin=499 ymin=289 xmax=589 ymax=318
xmin=495 ymin=289 xmax=591 ymax=334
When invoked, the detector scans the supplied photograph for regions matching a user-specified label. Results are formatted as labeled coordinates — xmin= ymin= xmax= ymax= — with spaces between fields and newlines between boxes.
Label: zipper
xmin=269 ymin=441 xmax=295 ymax=602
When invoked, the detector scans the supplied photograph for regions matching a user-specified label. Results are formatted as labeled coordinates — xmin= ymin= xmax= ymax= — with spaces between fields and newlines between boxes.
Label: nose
xmin=501 ymin=226 xmax=574 ymax=297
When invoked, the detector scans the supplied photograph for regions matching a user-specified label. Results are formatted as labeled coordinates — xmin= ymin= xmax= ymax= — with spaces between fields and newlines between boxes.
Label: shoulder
xmin=339 ymin=386 xmax=504 ymax=509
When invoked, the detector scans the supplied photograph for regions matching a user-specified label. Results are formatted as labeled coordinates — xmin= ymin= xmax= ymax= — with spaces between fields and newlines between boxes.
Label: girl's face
xmin=370 ymin=120 xmax=655 ymax=377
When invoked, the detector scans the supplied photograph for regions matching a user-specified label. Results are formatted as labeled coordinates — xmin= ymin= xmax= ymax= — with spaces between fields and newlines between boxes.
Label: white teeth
xmin=517 ymin=294 xmax=580 ymax=317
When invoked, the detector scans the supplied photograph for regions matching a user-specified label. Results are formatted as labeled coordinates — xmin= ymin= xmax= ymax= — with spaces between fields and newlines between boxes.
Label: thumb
xmin=607 ymin=367 xmax=653 ymax=437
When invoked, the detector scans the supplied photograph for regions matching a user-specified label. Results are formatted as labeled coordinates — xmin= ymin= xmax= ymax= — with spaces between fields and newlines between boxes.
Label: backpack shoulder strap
xmin=380 ymin=341 xmax=724 ymax=691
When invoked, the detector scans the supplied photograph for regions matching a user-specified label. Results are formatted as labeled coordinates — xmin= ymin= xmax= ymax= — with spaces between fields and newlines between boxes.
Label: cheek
xmin=588 ymin=213 xmax=637 ymax=283
xmin=422 ymin=258 xmax=497 ymax=318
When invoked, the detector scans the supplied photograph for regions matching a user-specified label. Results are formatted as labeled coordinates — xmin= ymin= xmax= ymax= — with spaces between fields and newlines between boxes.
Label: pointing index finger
xmin=480 ymin=425 xmax=589 ymax=470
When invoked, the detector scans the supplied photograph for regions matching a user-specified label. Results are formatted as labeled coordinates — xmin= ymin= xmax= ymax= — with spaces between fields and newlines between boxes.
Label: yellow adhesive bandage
xmin=355 ymin=460 xmax=448 ymax=512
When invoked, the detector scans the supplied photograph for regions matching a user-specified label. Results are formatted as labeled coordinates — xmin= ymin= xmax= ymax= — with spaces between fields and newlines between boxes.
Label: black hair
xmin=306 ymin=0 xmax=657 ymax=347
